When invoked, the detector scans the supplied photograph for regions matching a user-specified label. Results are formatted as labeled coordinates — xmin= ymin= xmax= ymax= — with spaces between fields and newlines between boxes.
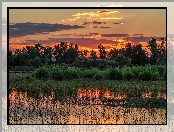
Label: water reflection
xmin=8 ymin=89 xmax=167 ymax=124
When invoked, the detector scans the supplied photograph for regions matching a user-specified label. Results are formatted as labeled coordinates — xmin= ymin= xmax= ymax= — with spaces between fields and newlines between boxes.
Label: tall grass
xmin=9 ymin=74 xmax=166 ymax=101
xmin=31 ymin=64 xmax=166 ymax=81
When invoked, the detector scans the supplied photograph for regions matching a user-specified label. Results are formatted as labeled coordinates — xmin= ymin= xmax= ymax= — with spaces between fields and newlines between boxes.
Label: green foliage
xmin=11 ymin=52 xmax=30 ymax=66
xmin=49 ymin=65 xmax=80 ymax=81
xmin=50 ymin=65 xmax=65 ymax=81
xmin=31 ymin=64 xmax=166 ymax=81
xmin=156 ymin=65 xmax=166 ymax=76
xmin=81 ymin=68 xmax=99 ymax=78
xmin=131 ymin=66 xmax=141 ymax=78
xmin=156 ymin=57 xmax=166 ymax=65
xmin=32 ymin=66 xmax=50 ymax=79
xmin=11 ymin=65 xmax=35 ymax=72
xmin=93 ymin=71 xmax=103 ymax=80
xmin=29 ymin=57 xmax=43 ymax=68
xmin=122 ymin=66 xmax=135 ymax=80
xmin=9 ymin=74 xmax=166 ymax=101
xmin=106 ymin=67 xmax=122 ymax=80
xmin=115 ymin=55 xmax=131 ymax=68
xmin=138 ymin=65 xmax=159 ymax=81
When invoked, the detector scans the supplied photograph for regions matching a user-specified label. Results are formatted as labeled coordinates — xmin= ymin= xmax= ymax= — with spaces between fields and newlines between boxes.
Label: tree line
xmin=8 ymin=38 xmax=166 ymax=70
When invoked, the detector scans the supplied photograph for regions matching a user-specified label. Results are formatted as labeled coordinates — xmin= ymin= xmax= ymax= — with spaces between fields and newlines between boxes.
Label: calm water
xmin=8 ymin=90 xmax=167 ymax=124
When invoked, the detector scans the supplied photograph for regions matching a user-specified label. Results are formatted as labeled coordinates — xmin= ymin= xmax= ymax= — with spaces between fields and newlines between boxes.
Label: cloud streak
xmin=101 ymin=33 xmax=129 ymax=37
xmin=93 ymin=26 xmax=111 ymax=28
xmin=10 ymin=37 xmax=120 ymax=49
xmin=9 ymin=22 xmax=85 ymax=38
xmin=83 ymin=21 xmax=106 ymax=25
xmin=123 ymin=37 xmax=166 ymax=43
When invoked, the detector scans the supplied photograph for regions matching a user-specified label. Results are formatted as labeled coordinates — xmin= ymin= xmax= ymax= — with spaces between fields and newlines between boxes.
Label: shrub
xmin=157 ymin=65 xmax=166 ymax=77
xmin=50 ymin=65 xmax=65 ymax=81
xmin=82 ymin=69 xmax=95 ymax=78
xmin=32 ymin=66 xmax=50 ymax=79
xmin=64 ymin=67 xmax=79 ymax=79
xmin=115 ymin=55 xmax=131 ymax=68
xmin=138 ymin=65 xmax=159 ymax=81
xmin=131 ymin=66 xmax=141 ymax=78
xmin=93 ymin=72 xmax=103 ymax=80
xmin=151 ymin=71 xmax=159 ymax=81
xmin=106 ymin=67 xmax=122 ymax=80
xmin=122 ymin=68 xmax=135 ymax=80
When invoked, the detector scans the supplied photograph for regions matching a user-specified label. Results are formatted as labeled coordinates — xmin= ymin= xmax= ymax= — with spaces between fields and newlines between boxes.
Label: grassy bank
xmin=31 ymin=64 xmax=166 ymax=81
xmin=9 ymin=73 xmax=166 ymax=101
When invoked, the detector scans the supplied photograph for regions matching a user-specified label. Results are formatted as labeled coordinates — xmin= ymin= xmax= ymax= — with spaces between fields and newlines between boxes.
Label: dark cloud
xmin=89 ymin=33 xmax=99 ymax=35
xmin=101 ymin=34 xmax=129 ymax=37
xmin=73 ymin=33 xmax=99 ymax=37
xmin=133 ymin=34 xmax=144 ymax=36
xmin=114 ymin=22 xmax=124 ymax=24
xmin=97 ymin=10 xmax=112 ymax=14
xmin=76 ymin=34 xmax=91 ymax=37
xmin=16 ymin=37 xmax=119 ymax=49
xmin=52 ymin=34 xmax=72 ymax=36
xmin=93 ymin=26 xmax=111 ymax=28
xmin=9 ymin=22 xmax=85 ymax=38
xmin=83 ymin=21 xmax=106 ymax=25
xmin=123 ymin=36 xmax=166 ymax=43
xmin=42 ymin=32 xmax=50 ymax=35
xmin=9 ymin=42 xmax=34 ymax=45
xmin=100 ymin=26 xmax=111 ymax=28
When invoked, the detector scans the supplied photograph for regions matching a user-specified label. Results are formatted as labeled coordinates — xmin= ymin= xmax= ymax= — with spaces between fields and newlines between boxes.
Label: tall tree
xmin=131 ymin=44 xmax=147 ymax=66
xmin=98 ymin=44 xmax=107 ymax=59
xmin=90 ymin=50 xmax=97 ymax=60
xmin=147 ymin=38 xmax=159 ymax=65
xmin=107 ymin=48 xmax=121 ymax=59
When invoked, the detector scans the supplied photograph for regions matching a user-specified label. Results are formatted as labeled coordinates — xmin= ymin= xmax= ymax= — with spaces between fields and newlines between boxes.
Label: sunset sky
xmin=8 ymin=8 xmax=166 ymax=53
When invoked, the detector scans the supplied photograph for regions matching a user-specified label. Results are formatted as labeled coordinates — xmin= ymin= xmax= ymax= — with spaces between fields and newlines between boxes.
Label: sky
xmin=2 ymin=2 xmax=174 ymax=54
xmin=8 ymin=8 xmax=166 ymax=54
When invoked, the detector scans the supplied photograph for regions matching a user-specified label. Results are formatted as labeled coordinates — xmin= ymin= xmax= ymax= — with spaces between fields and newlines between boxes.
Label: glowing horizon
xmin=8 ymin=8 xmax=166 ymax=54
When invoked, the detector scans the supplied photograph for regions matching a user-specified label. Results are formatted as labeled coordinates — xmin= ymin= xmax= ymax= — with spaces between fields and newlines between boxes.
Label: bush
xmin=106 ymin=67 xmax=122 ymax=80
xmin=50 ymin=65 xmax=65 ymax=81
xmin=157 ymin=65 xmax=166 ymax=77
xmin=31 ymin=64 xmax=166 ymax=81
xmin=131 ymin=66 xmax=141 ymax=78
xmin=151 ymin=71 xmax=159 ymax=81
xmin=64 ymin=67 xmax=79 ymax=79
xmin=115 ymin=55 xmax=131 ymax=68
xmin=93 ymin=72 xmax=103 ymax=80
xmin=138 ymin=65 xmax=159 ymax=81
xmin=122 ymin=67 xmax=135 ymax=80
xmin=80 ymin=68 xmax=98 ymax=78
xmin=32 ymin=66 xmax=50 ymax=79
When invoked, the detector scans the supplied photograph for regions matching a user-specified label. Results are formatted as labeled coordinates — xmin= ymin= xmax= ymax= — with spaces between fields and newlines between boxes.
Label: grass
xmin=8 ymin=68 xmax=167 ymax=124
xmin=31 ymin=64 xmax=166 ymax=81
xmin=9 ymin=73 xmax=166 ymax=101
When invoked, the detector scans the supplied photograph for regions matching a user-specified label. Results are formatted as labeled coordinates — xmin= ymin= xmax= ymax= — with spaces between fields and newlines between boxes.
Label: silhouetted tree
xmin=63 ymin=47 xmax=78 ymax=64
xmin=90 ymin=50 xmax=97 ymax=60
xmin=11 ymin=52 xmax=30 ymax=66
xmin=115 ymin=55 xmax=131 ymax=68
xmin=107 ymin=48 xmax=121 ymax=59
xmin=156 ymin=38 xmax=166 ymax=65
xmin=147 ymin=38 xmax=159 ymax=65
xmin=131 ymin=44 xmax=147 ymax=66
xmin=98 ymin=44 xmax=107 ymax=59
